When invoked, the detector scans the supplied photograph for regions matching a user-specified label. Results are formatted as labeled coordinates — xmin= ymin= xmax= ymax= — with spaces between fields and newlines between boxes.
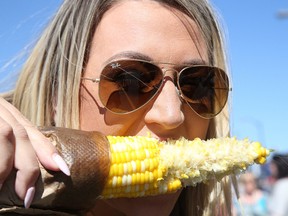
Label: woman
xmin=268 ymin=154 xmax=288 ymax=216
xmin=233 ymin=172 xmax=268 ymax=216
xmin=0 ymin=0 xmax=232 ymax=215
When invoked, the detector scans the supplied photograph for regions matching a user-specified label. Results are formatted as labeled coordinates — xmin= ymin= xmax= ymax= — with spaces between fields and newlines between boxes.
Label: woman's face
xmin=240 ymin=173 xmax=257 ymax=194
xmin=80 ymin=0 xmax=210 ymax=215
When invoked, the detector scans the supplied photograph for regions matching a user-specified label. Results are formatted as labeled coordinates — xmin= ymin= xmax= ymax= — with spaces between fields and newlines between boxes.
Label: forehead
xmin=89 ymin=0 xmax=208 ymax=67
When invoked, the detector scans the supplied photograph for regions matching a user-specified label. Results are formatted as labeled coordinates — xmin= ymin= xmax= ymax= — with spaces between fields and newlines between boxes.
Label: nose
xmin=144 ymin=75 xmax=184 ymax=130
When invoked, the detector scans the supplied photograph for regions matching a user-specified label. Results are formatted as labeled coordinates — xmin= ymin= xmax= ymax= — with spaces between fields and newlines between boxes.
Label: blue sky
xmin=210 ymin=0 xmax=288 ymax=153
xmin=0 ymin=1 xmax=288 ymax=153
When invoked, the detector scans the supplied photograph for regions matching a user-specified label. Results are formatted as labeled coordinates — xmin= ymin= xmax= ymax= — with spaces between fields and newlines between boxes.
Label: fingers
xmin=0 ymin=114 xmax=39 ymax=207
xmin=0 ymin=117 xmax=15 ymax=190
xmin=13 ymin=123 xmax=40 ymax=200
xmin=0 ymin=97 xmax=70 ymax=207
xmin=24 ymin=125 xmax=70 ymax=175
xmin=0 ymin=98 xmax=60 ymax=170
xmin=0 ymin=97 xmax=70 ymax=172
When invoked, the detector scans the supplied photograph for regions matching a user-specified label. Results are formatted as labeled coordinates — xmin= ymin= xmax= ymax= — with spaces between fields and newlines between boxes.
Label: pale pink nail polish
xmin=24 ymin=187 xmax=35 ymax=208
xmin=52 ymin=153 xmax=71 ymax=176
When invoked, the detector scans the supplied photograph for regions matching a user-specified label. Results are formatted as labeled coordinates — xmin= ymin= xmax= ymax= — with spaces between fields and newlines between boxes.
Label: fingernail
xmin=24 ymin=187 xmax=35 ymax=208
xmin=52 ymin=153 xmax=71 ymax=176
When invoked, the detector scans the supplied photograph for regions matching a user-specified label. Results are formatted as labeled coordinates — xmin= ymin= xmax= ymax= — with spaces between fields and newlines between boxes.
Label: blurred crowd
xmin=233 ymin=153 xmax=288 ymax=216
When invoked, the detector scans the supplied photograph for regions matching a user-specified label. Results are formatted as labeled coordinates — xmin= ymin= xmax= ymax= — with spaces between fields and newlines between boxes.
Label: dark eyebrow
xmin=104 ymin=51 xmax=153 ymax=65
xmin=104 ymin=51 xmax=208 ymax=66
xmin=181 ymin=59 xmax=208 ymax=66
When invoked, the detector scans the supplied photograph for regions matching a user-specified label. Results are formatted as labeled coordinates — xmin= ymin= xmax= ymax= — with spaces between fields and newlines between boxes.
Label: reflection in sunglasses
xmin=82 ymin=59 xmax=231 ymax=118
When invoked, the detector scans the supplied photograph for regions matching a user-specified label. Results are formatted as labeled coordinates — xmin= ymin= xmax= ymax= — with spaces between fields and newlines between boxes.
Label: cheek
xmin=189 ymin=119 xmax=210 ymax=139
xmin=183 ymin=105 xmax=210 ymax=140
xmin=79 ymin=84 xmax=106 ymax=131
xmin=79 ymin=84 xmax=143 ymax=135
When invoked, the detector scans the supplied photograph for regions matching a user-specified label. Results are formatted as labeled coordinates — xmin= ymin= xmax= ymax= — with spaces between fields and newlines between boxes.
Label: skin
xmin=232 ymin=172 xmax=266 ymax=216
xmin=241 ymin=173 xmax=258 ymax=195
xmin=80 ymin=1 xmax=210 ymax=215
xmin=0 ymin=97 xmax=59 ymax=199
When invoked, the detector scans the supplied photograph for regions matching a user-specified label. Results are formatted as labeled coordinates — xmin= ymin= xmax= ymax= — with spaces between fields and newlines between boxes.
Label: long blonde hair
xmin=7 ymin=0 xmax=232 ymax=215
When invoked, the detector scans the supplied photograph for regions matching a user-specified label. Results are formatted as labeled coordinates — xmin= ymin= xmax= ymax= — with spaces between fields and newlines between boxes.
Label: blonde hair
xmin=6 ymin=0 xmax=232 ymax=215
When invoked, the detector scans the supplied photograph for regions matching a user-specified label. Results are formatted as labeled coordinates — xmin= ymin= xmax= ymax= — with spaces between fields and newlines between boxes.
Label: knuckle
xmin=0 ymin=162 xmax=13 ymax=182
xmin=12 ymin=124 xmax=29 ymax=141
xmin=0 ymin=157 xmax=13 ymax=181
xmin=0 ymin=123 xmax=13 ymax=138
xmin=22 ymin=163 xmax=40 ymax=177
xmin=16 ymin=166 xmax=39 ymax=185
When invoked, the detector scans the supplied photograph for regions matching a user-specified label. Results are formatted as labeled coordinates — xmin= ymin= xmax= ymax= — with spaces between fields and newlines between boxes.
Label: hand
xmin=0 ymin=97 xmax=70 ymax=208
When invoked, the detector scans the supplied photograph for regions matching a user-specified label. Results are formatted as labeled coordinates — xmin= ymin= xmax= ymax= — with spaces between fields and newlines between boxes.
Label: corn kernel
xmin=102 ymin=135 xmax=270 ymax=199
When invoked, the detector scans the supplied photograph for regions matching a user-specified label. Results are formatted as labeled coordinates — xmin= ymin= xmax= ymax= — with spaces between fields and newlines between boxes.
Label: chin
xmin=102 ymin=190 xmax=182 ymax=216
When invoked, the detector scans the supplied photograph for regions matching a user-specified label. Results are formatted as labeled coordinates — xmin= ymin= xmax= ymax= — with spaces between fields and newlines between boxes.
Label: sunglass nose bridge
xmin=162 ymin=68 xmax=178 ymax=81
xmin=162 ymin=68 xmax=182 ymax=93
xmin=175 ymin=86 xmax=181 ymax=97
xmin=161 ymin=74 xmax=183 ymax=102
xmin=161 ymin=66 xmax=178 ymax=74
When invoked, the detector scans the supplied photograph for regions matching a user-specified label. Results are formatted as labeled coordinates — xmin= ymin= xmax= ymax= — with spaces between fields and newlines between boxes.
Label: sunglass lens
xmin=99 ymin=60 xmax=163 ymax=113
xmin=179 ymin=66 xmax=229 ymax=118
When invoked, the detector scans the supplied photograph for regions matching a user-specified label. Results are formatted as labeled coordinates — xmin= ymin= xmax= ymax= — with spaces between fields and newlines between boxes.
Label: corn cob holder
xmin=0 ymin=127 xmax=270 ymax=214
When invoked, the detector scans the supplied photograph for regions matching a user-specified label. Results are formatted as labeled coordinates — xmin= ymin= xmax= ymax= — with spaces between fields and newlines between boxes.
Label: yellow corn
xmin=100 ymin=136 xmax=270 ymax=199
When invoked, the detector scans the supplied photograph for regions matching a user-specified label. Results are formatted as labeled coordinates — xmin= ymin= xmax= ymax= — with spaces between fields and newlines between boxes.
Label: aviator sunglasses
xmin=82 ymin=59 xmax=231 ymax=119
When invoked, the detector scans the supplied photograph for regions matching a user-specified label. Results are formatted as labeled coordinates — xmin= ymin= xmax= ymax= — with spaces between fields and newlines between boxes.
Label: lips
xmin=159 ymin=137 xmax=168 ymax=141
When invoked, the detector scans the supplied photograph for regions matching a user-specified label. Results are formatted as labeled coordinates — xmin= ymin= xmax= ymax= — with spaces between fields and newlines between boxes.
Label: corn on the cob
xmin=0 ymin=128 xmax=271 ymax=214
xmin=101 ymin=136 xmax=270 ymax=199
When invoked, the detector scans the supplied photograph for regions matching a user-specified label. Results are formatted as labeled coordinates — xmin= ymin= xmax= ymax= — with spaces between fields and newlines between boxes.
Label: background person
xmin=233 ymin=171 xmax=269 ymax=216
xmin=268 ymin=154 xmax=288 ymax=216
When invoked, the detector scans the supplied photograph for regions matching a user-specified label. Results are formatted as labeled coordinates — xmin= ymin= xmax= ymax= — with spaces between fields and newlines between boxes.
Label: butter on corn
xmin=100 ymin=136 xmax=270 ymax=199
